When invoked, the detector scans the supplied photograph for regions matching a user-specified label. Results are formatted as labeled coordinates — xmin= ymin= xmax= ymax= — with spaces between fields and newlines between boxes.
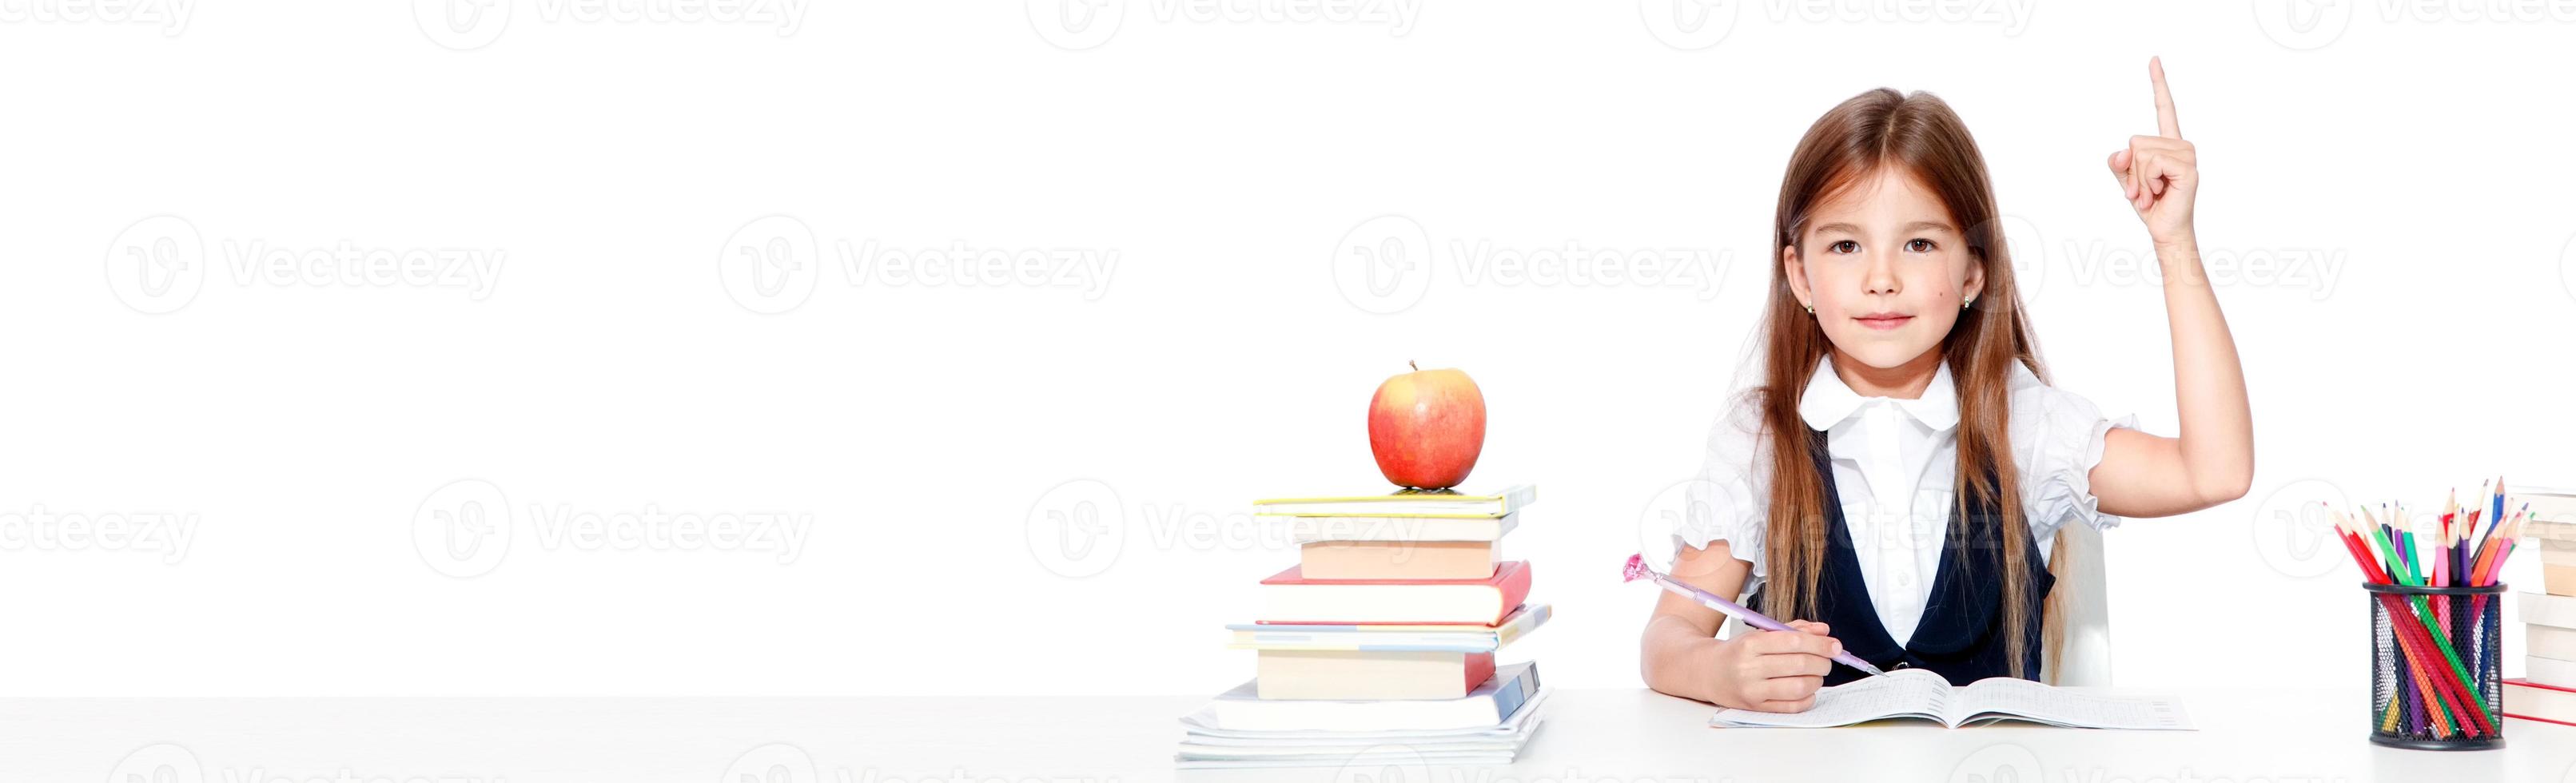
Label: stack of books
xmin=2506 ymin=489 xmax=2576 ymax=725
xmin=1176 ymin=485 xmax=1551 ymax=769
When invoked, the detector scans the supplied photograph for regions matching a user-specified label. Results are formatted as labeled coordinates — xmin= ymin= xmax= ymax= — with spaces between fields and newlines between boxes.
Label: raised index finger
xmin=2150 ymin=56 xmax=2180 ymax=138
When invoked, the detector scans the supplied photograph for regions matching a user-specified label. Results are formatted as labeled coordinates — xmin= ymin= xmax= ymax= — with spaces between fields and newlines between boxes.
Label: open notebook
xmin=1710 ymin=668 xmax=2194 ymax=729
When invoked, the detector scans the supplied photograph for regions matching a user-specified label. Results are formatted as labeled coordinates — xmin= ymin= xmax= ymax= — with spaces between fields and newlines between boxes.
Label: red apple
xmin=1368 ymin=361 xmax=1487 ymax=491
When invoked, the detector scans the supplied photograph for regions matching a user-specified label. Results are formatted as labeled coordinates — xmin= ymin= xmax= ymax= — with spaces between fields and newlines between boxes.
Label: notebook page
xmin=1709 ymin=669 xmax=1952 ymax=728
xmin=1951 ymin=677 xmax=2194 ymax=729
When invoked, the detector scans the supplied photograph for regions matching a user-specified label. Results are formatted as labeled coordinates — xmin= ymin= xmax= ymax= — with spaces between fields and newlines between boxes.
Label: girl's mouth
xmin=1854 ymin=313 xmax=1914 ymax=331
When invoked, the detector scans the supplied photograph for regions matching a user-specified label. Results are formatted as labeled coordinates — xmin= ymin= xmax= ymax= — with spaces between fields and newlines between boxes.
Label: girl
xmin=1640 ymin=58 xmax=2252 ymax=712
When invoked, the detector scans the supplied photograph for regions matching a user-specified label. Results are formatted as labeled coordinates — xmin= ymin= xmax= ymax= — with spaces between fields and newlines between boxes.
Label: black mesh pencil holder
xmin=2367 ymin=582 xmax=2506 ymax=750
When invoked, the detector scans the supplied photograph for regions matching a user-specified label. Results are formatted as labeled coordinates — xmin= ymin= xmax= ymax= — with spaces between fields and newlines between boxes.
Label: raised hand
xmin=2106 ymin=57 xmax=2197 ymax=248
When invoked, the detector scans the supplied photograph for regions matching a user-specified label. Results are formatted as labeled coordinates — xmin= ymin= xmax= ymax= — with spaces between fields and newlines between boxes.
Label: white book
xmin=2526 ymin=655 xmax=2576 ymax=690
xmin=1709 ymin=669 xmax=2194 ymax=729
xmin=1227 ymin=603 xmax=1552 ymax=653
xmin=1181 ymin=662 xmax=1541 ymax=733
xmin=1177 ymin=690 xmax=1551 ymax=768
xmin=1179 ymin=690 xmax=1548 ymax=741
xmin=2514 ymin=489 xmax=2576 ymax=525
xmin=1176 ymin=749 xmax=1520 ymax=769
xmin=1279 ymin=512 xmax=1519 ymax=543
xmin=2523 ymin=591 xmax=2576 ymax=630
xmin=2512 ymin=489 xmax=2576 ymax=538
xmin=2532 ymin=624 xmax=2576 ymax=660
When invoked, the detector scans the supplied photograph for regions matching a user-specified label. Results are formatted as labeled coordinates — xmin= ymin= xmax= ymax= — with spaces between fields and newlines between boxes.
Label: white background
xmin=2 ymin=2 xmax=2572 ymax=698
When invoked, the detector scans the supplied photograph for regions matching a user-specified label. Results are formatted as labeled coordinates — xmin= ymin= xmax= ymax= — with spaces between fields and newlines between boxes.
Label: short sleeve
xmin=1672 ymin=395 xmax=1774 ymax=594
xmin=2007 ymin=364 xmax=2139 ymax=539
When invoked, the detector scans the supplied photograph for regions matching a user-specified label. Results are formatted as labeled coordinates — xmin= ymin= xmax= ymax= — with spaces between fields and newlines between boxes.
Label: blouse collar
xmin=1797 ymin=358 xmax=1961 ymax=434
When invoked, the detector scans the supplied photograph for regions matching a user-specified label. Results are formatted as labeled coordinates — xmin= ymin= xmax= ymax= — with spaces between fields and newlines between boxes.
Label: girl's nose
xmin=1862 ymin=252 xmax=1901 ymax=296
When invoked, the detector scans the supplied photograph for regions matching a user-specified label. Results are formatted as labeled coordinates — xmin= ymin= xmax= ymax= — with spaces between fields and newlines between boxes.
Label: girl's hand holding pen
xmin=1707 ymin=619 xmax=1842 ymax=713
xmin=2107 ymin=57 xmax=2198 ymax=248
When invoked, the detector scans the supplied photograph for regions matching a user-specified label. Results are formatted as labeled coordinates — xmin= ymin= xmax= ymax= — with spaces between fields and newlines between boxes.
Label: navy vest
xmin=1746 ymin=428 xmax=2053 ymax=686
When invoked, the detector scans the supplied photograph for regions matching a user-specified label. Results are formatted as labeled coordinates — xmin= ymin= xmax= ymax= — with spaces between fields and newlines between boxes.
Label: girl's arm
xmin=1639 ymin=539 xmax=1841 ymax=710
xmin=2089 ymin=57 xmax=2255 ymax=517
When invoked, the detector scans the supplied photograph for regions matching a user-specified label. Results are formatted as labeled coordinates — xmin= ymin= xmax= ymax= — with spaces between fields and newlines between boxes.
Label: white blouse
xmin=1672 ymin=360 xmax=2136 ymax=646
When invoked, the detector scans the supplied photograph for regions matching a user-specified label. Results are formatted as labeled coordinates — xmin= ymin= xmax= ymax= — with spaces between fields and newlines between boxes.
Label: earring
xmin=1962 ymin=298 xmax=1973 ymax=310
xmin=1804 ymin=304 xmax=1815 ymax=314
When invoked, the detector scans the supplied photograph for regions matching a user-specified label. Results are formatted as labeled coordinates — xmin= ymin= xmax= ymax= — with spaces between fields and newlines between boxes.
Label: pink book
xmin=1256 ymin=560 xmax=1531 ymax=625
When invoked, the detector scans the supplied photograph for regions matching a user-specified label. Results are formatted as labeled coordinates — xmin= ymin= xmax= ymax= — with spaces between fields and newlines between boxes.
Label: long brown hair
xmin=1756 ymin=88 xmax=2065 ymax=679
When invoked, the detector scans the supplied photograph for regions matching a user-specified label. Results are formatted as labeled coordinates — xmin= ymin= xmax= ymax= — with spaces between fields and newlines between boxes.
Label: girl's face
xmin=1783 ymin=167 xmax=1985 ymax=371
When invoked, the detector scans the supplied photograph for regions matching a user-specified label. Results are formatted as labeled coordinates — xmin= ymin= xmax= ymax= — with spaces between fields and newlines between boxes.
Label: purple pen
xmin=1624 ymin=554 xmax=1886 ymax=677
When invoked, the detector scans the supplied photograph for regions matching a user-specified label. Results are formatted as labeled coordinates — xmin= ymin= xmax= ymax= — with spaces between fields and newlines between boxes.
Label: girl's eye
xmin=1905 ymin=238 xmax=1937 ymax=253
xmin=1829 ymin=240 xmax=1859 ymax=254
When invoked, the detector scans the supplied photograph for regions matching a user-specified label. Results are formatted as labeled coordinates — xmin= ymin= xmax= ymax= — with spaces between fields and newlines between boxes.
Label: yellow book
xmin=1253 ymin=484 xmax=1535 ymax=519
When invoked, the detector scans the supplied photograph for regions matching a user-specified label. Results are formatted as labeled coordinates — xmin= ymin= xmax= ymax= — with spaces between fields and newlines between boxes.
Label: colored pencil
xmin=2327 ymin=487 xmax=2525 ymax=739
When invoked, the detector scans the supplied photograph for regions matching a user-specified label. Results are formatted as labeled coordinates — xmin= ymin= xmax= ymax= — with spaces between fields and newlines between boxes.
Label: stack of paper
xmin=1177 ymin=662 xmax=1547 ymax=769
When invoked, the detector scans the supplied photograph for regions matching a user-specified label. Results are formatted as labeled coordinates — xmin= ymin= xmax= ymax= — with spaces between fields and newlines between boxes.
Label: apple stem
xmin=1408 ymin=360 xmax=1418 ymax=372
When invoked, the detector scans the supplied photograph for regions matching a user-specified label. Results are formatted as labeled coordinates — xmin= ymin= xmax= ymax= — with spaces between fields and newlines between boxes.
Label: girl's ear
xmin=1783 ymin=244 xmax=1812 ymax=309
xmin=1961 ymin=254 xmax=1986 ymax=307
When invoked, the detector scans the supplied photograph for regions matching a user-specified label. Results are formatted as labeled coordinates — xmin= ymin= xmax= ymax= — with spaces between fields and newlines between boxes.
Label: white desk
xmin=11 ymin=690 xmax=2574 ymax=781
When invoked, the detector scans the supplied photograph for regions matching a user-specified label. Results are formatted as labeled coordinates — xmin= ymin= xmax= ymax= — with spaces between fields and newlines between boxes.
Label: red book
xmin=1256 ymin=560 xmax=1531 ymax=625
xmin=2504 ymin=678 xmax=2576 ymax=728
